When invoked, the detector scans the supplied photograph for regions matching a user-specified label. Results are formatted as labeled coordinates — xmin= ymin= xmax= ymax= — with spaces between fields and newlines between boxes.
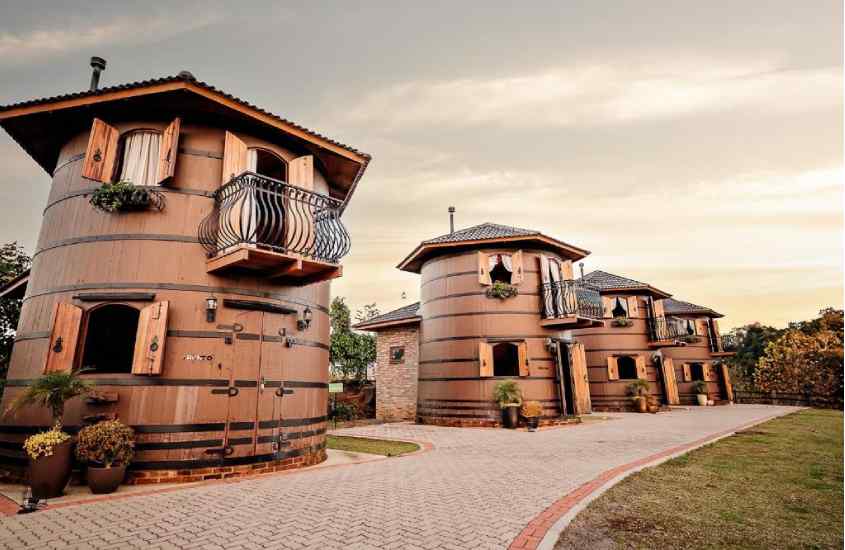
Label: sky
xmin=0 ymin=1 xmax=841 ymax=330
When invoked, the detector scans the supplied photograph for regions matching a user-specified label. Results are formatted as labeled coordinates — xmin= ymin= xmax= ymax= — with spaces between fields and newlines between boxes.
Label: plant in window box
xmin=520 ymin=400 xmax=543 ymax=431
xmin=75 ymin=420 xmax=135 ymax=494
xmin=485 ymin=281 xmax=519 ymax=300
xmin=90 ymin=181 xmax=165 ymax=213
xmin=692 ymin=380 xmax=709 ymax=406
xmin=493 ymin=380 xmax=522 ymax=429
xmin=679 ymin=334 xmax=700 ymax=344
xmin=6 ymin=369 xmax=93 ymax=498
xmin=627 ymin=378 xmax=650 ymax=413
xmin=611 ymin=316 xmax=633 ymax=328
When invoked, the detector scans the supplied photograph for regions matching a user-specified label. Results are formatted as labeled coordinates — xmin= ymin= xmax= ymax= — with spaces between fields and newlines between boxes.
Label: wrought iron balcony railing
xmin=720 ymin=333 xmax=738 ymax=352
xmin=647 ymin=315 xmax=683 ymax=342
xmin=198 ymin=172 xmax=351 ymax=264
xmin=540 ymin=280 xmax=604 ymax=321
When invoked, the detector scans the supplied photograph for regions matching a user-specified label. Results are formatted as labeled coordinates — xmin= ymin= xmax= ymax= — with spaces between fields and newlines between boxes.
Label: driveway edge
xmin=509 ymin=408 xmax=799 ymax=550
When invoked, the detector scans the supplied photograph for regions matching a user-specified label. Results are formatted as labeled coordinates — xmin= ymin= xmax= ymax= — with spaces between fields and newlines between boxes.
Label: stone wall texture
xmin=375 ymin=326 xmax=420 ymax=421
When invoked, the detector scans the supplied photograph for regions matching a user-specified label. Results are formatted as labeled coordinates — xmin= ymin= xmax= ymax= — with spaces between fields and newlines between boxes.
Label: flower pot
xmin=696 ymin=394 xmax=708 ymax=406
xmin=524 ymin=416 xmax=540 ymax=431
xmin=28 ymin=439 xmax=73 ymax=499
xmin=86 ymin=464 xmax=127 ymax=494
xmin=502 ymin=405 xmax=520 ymax=429
xmin=634 ymin=397 xmax=648 ymax=413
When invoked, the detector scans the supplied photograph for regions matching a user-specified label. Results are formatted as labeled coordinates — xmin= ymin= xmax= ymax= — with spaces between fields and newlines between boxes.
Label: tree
xmin=0 ymin=242 xmax=31 ymax=390
xmin=725 ymin=322 xmax=784 ymax=389
xmin=329 ymin=297 xmax=377 ymax=381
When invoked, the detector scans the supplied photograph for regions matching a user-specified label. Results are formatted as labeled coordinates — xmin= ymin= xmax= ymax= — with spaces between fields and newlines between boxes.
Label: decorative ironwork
xmin=647 ymin=316 xmax=683 ymax=342
xmin=720 ymin=333 xmax=738 ymax=352
xmin=540 ymin=280 xmax=603 ymax=320
xmin=198 ymin=172 xmax=351 ymax=264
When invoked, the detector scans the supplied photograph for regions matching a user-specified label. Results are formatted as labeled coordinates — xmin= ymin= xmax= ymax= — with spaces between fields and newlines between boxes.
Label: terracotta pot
xmin=28 ymin=439 xmax=73 ymax=499
xmin=86 ymin=464 xmax=127 ymax=494
xmin=696 ymin=394 xmax=708 ymax=406
xmin=524 ymin=416 xmax=540 ymax=431
xmin=634 ymin=397 xmax=648 ymax=413
xmin=502 ymin=405 xmax=520 ymax=429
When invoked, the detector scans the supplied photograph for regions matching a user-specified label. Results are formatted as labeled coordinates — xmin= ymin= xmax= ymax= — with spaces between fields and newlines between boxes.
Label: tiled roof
xmin=354 ymin=302 xmax=421 ymax=330
xmin=579 ymin=270 xmax=672 ymax=298
xmin=423 ymin=223 xmax=539 ymax=244
xmin=663 ymin=298 xmax=722 ymax=317
xmin=0 ymin=72 xmax=370 ymax=160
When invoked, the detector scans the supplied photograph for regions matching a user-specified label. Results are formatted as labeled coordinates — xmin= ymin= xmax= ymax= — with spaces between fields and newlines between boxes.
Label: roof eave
xmin=598 ymin=285 xmax=672 ymax=299
xmin=353 ymin=316 xmax=422 ymax=331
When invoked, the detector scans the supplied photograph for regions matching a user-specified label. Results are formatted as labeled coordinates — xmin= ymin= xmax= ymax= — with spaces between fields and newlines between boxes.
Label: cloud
xmin=341 ymin=59 xmax=841 ymax=129
xmin=0 ymin=11 xmax=223 ymax=63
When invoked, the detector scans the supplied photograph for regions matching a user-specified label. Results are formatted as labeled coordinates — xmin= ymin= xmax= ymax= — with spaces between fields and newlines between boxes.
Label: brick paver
xmin=0 ymin=405 xmax=795 ymax=549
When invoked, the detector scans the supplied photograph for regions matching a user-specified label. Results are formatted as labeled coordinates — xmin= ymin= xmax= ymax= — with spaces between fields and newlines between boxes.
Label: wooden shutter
xmin=517 ymin=341 xmax=528 ymax=377
xmin=81 ymin=118 xmax=119 ymax=182
xmin=560 ymin=260 xmax=574 ymax=280
xmin=606 ymin=356 xmax=619 ymax=380
xmin=602 ymin=296 xmax=613 ymax=319
xmin=511 ymin=250 xmax=524 ymax=285
xmin=697 ymin=319 xmax=709 ymax=337
xmin=156 ymin=117 xmax=181 ymax=185
xmin=652 ymin=298 xmax=665 ymax=318
xmin=682 ymin=363 xmax=692 ymax=382
xmin=289 ymin=155 xmax=314 ymax=191
xmin=478 ymin=342 xmax=493 ymax=377
xmin=661 ymin=357 xmax=680 ymax=404
xmin=702 ymin=363 xmax=713 ymax=382
xmin=627 ymin=296 xmax=640 ymax=318
xmin=222 ymin=131 xmax=248 ymax=184
xmin=635 ymin=355 xmax=647 ymax=379
xmin=538 ymin=255 xmax=551 ymax=285
xmin=44 ymin=303 xmax=83 ymax=373
xmin=478 ymin=252 xmax=492 ymax=286
xmin=567 ymin=342 xmax=592 ymax=414
xmin=132 ymin=301 xmax=169 ymax=376
xmin=720 ymin=363 xmax=734 ymax=401
xmin=711 ymin=319 xmax=722 ymax=350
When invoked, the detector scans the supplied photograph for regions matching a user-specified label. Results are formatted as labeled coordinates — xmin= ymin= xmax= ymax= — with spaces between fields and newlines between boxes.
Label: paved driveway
xmin=0 ymin=405 xmax=795 ymax=549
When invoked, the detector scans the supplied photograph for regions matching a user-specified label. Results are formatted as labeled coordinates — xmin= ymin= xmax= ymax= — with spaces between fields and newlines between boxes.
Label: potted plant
xmin=75 ymin=420 xmax=135 ymax=494
xmin=7 ymin=369 xmax=92 ymax=498
xmin=493 ymin=380 xmax=522 ymax=429
xmin=627 ymin=379 xmax=650 ymax=413
xmin=90 ymin=181 xmax=165 ymax=213
xmin=680 ymin=334 xmax=700 ymax=344
xmin=520 ymin=401 xmax=543 ymax=431
xmin=611 ymin=316 xmax=633 ymax=328
xmin=485 ymin=281 xmax=519 ymax=300
xmin=692 ymin=381 xmax=709 ymax=406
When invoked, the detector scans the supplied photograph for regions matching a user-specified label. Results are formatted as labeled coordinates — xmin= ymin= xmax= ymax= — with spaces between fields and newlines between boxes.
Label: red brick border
xmin=508 ymin=410 xmax=795 ymax=550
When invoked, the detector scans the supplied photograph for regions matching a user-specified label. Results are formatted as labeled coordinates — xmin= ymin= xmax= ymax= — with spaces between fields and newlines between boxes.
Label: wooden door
xmin=224 ymin=310 xmax=264 ymax=460
xmin=661 ymin=357 xmax=680 ymax=405
xmin=567 ymin=342 xmax=592 ymax=415
xmin=255 ymin=312 xmax=287 ymax=458
xmin=719 ymin=363 xmax=734 ymax=402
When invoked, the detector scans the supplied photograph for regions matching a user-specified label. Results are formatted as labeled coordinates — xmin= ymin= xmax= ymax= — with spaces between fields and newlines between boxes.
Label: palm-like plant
xmin=493 ymin=380 xmax=523 ymax=407
xmin=6 ymin=369 xmax=93 ymax=426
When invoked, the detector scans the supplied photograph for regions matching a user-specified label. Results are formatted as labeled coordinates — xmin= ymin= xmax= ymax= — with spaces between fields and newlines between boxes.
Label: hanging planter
xmin=611 ymin=316 xmax=634 ymax=327
xmin=486 ymin=281 xmax=519 ymax=300
xmin=90 ymin=181 xmax=165 ymax=213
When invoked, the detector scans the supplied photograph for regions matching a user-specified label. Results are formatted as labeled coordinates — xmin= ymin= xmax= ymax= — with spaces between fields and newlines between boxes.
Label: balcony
xmin=198 ymin=172 xmax=350 ymax=282
xmin=647 ymin=315 xmax=683 ymax=347
xmin=539 ymin=280 xmax=604 ymax=328
xmin=709 ymin=331 xmax=736 ymax=357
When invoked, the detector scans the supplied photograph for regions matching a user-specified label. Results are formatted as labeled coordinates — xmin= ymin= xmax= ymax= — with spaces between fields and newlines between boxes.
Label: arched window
xmin=690 ymin=362 xmax=705 ymax=381
xmin=611 ymin=297 xmax=628 ymax=318
xmin=489 ymin=254 xmax=513 ymax=284
xmin=116 ymin=130 xmax=162 ymax=186
xmin=81 ymin=304 xmax=140 ymax=374
xmin=492 ymin=342 xmax=519 ymax=376
xmin=617 ymin=355 xmax=638 ymax=379
xmin=248 ymin=148 xmax=286 ymax=181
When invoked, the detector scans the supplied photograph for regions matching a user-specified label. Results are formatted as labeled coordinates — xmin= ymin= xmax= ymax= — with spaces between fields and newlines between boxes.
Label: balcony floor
xmin=206 ymin=245 xmax=342 ymax=284
xmin=539 ymin=316 xmax=604 ymax=329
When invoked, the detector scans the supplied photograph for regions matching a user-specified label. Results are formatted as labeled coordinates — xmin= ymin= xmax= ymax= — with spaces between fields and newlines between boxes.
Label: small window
xmin=685 ymin=319 xmax=696 ymax=335
xmin=611 ymin=297 xmax=629 ymax=318
xmin=81 ymin=304 xmax=140 ymax=374
xmin=690 ymin=362 xmax=705 ymax=381
xmin=489 ymin=254 xmax=513 ymax=284
xmin=617 ymin=355 xmax=638 ymax=379
xmin=116 ymin=130 xmax=161 ymax=186
xmin=389 ymin=346 xmax=405 ymax=364
xmin=492 ymin=342 xmax=520 ymax=376
xmin=248 ymin=148 xmax=286 ymax=181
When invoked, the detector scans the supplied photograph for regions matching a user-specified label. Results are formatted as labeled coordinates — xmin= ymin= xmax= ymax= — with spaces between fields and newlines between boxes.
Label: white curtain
xmin=247 ymin=148 xmax=258 ymax=172
xmin=501 ymin=254 xmax=513 ymax=272
xmin=118 ymin=131 xmax=160 ymax=186
xmin=488 ymin=255 xmax=499 ymax=272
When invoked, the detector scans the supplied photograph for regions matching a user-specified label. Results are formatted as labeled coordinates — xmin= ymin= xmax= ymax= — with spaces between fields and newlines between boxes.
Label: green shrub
xmin=330 ymin=401 xmax=359 ymax=422
xmin=486 ymin=281 xmax=519 ymax=300
xmin=90 ymin=181 xmax=163 ymax=213
xmin=627 ymin=378 xmax=650 ymax=398
xmin=692 ymin=380 xmax=709 ymax=395
xmin=75 ymin=420 xmax=135 ymax=467
xmin=493 ymin=380 xmax=523 ymax=407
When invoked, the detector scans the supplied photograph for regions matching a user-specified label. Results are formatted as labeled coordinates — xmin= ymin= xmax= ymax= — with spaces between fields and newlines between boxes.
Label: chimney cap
xmin=177 ymin=70 xmax=196 ymax=81
xmin=90 ymin=57 xmax=106 ymax=70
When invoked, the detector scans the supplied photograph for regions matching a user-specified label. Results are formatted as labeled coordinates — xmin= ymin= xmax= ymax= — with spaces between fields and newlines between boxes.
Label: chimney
xmin=579 ymin=262 xmax=585 ymax=280
xmin=448 ymin=206 xmax=455 ymax=234
xmin=89 ymin=57 xmax=107 ymax=91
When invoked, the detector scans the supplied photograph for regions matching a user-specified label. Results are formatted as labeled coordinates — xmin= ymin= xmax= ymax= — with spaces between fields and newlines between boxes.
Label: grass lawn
xmin=556 ymin=409 xmax=843 ymax=550
xmin=326 ymin=435 xmax=419 ymax=457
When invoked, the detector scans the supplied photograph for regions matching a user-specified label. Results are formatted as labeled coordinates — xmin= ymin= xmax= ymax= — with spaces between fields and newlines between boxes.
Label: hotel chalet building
xmin=355 ymin=223 xmax=735 ymax=424
xmin=0 ymin=64 xmax=369 ymax=481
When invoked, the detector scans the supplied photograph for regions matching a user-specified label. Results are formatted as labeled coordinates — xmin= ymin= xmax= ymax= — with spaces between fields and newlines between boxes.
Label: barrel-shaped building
xmin=0 ymin=71 xmax=369 ymax=481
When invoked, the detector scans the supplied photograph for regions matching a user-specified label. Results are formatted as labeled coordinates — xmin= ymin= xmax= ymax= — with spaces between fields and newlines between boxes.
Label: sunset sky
xmin=0 ymin=1 xmax=841 ymax=330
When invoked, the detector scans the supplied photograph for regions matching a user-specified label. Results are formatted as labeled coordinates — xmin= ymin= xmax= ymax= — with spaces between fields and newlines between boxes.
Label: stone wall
xmin=375 ymin=326 xmax=419 ymax=421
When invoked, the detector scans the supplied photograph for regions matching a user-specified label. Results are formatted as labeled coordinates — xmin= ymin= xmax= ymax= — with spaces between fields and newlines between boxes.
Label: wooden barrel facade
xmin=572 ymin=295 xmax=664 ymax=412
xmin=661 ymin=325 xmax=730 ymax=406
xmin=417 ymin=248 xmax=567 ymax=426
xmin=0 ymin=121 xmax=331 ymax=481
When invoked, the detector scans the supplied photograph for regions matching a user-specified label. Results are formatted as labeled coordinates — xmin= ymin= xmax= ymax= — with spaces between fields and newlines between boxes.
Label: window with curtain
xmin=489 ymin=254 xmax=512 ymax=284
xmin=117 ymin=130 xmax=161 ymax=186
xmin=611 ymin=296 xmax=629 ymax=318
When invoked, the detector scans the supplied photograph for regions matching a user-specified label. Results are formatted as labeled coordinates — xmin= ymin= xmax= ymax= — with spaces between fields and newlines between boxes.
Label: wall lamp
xmin=297 ymin=307 xmax=312 ymax=331
xmin=206 ymin=297 xmax=218 ymax=323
